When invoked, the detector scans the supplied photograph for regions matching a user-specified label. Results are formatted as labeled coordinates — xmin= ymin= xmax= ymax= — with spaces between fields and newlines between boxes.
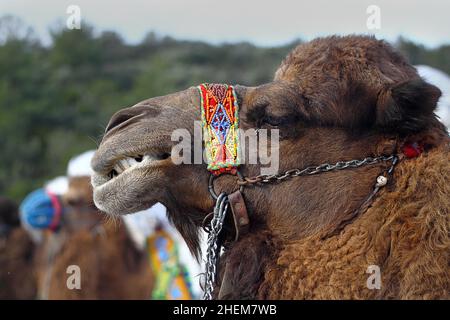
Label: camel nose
xmin=105 ymin=106 xmax=148 ymax=134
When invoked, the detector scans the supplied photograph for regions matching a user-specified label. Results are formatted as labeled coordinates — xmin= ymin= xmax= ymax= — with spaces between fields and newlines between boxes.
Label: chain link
xmin=237 ymin=155 xmax=396 ymax=186
xmin=203 ymin=193 xmax=229 ymax=300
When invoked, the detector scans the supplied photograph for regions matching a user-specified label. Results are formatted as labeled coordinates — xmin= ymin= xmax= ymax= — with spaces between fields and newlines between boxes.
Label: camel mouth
xmin=107 ymin=153 xmax=170 ymax=180
xmin=91 ymin=150 xmax=172 ymax=216
xmin=92 ymin=152 xmax=171 ymax=189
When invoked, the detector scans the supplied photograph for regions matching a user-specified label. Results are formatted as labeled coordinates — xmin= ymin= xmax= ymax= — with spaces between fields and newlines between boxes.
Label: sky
xmin=1 ymin=0 xmax=449 ymax=47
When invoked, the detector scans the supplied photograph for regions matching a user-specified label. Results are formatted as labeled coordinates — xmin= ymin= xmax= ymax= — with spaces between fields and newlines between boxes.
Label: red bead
xmin=212 ymin=166 xmax=237 ymax=176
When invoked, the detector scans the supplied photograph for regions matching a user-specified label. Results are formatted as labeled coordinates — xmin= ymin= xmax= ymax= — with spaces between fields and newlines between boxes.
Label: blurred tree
xmin=397 ymin=36 xmax=450 ymax=74
xmin=0 ymin=15 xmax=37 ymax=44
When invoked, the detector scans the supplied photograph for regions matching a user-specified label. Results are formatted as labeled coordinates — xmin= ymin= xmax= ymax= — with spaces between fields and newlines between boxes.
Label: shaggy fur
xmin=258 ymin=144 xmax=450 ymax=299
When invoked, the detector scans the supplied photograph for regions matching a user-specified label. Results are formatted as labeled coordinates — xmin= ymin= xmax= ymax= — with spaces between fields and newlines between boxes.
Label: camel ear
xmin=376 ymin=79 xmax=441 ymax=133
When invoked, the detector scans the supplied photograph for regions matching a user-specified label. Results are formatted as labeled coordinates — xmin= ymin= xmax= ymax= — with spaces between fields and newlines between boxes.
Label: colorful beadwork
xmin=198 ymin=83 xmax=240 ymax=175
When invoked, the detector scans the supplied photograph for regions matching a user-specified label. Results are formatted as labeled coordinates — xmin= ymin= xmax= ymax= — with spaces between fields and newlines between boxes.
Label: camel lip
xmin=91 ymin=153 xmax=171 ymax=189
xmin=91 ymin=153 xmax=171 ymax=215
xmin=108 ymin=154 xmax=170 ymax=178
xmin=91 ymin=144 xmax=171 ymax=174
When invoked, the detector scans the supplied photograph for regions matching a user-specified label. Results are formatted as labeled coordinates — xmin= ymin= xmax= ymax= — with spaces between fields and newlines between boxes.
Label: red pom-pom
xmin=402 ymin=142 xmax=423 ymax=158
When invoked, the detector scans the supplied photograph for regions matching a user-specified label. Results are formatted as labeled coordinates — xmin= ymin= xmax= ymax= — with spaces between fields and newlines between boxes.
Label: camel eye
xmin=261 ymin=116 xmax=283 ymax=127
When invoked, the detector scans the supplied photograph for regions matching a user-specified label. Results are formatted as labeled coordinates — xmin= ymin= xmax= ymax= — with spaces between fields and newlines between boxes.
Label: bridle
xmin=199 ymin=83 xmax=420 ymax=300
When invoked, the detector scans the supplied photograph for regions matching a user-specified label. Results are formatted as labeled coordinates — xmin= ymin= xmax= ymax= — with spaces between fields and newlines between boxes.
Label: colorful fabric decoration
xmin=198 ymin=83 xmax=241 ymax=175
xmin=147 ymin=229 xmax=193 ymax=300
xmin=19 ymin=188 xmax=62 ymax=231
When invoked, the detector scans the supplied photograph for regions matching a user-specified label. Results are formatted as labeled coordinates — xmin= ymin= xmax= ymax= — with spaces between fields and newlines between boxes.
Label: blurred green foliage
xmin=0 ymin=16 xmax=449 ymax=200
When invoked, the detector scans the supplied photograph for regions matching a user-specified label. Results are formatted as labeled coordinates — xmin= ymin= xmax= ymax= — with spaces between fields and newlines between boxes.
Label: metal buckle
xmin=208 ymin=170 xmax=245 ymax=200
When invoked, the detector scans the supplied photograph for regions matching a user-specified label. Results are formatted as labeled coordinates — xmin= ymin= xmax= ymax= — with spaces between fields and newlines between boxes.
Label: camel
xmin=34 ymin=175 xmax=154 ymax=299
xmin=91 ymin=35 xmax=450 ymax=299
xmin=0 ymin=196 xmax=37 ymax=299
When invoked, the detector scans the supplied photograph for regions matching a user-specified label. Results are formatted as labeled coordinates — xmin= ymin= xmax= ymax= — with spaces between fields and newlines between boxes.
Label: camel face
xmin=92 ymin=35 xmax=447 ymax=252
xmin=63 ymin=176 xmax=103 ymax=231
xmin=64 ymin=176 xmax=94 ymax=207
xmin=90 ymin=82 xmax=304 ymax=219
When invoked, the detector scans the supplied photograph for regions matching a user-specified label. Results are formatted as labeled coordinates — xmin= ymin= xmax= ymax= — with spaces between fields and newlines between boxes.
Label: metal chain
xmin=325 ymin=155 xmax=399 ymax=238
xmin=237 ymin=155 xmax=396 ymax=186
xmin=203 ymin=192 xmax=229 ymax=300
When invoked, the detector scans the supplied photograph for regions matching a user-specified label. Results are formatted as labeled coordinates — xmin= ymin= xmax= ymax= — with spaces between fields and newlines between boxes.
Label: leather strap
xmin=218 ymin=262 xmax=233 ymax=299
xmin=228 ymin=190 xmax=249 ymax=242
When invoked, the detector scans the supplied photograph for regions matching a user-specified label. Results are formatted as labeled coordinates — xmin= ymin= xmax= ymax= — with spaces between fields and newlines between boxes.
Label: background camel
xmin=0 ymin=196 xmax=37 ymax=299
xmin=92 ymin=35 xmax=450 ymax=299
xmin=33 ymin=153 xmax=154 ymax=299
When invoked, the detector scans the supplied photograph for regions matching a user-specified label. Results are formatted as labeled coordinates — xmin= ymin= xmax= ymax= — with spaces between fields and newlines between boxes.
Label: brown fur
xmin=35 ymin=223 xmax=153 ymax=299
xmin=93 ymin=35 xmax=450 ymax=299
xmin=256 ymin=145 xmax=450 ymax=299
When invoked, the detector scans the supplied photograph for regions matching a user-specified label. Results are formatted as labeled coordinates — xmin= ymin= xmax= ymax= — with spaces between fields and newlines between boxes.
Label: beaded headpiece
xmin=198 ymin=83 xmax=241 ymax=175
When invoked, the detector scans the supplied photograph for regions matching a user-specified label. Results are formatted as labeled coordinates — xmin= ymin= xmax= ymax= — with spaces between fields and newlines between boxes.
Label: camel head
xmin=63 ymin=151 xmax=104 ymax=232
xmin=92 ymin=35 xmax=447 ymax=256
xmin=63 ymin=176 xmax=103 ymax=232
